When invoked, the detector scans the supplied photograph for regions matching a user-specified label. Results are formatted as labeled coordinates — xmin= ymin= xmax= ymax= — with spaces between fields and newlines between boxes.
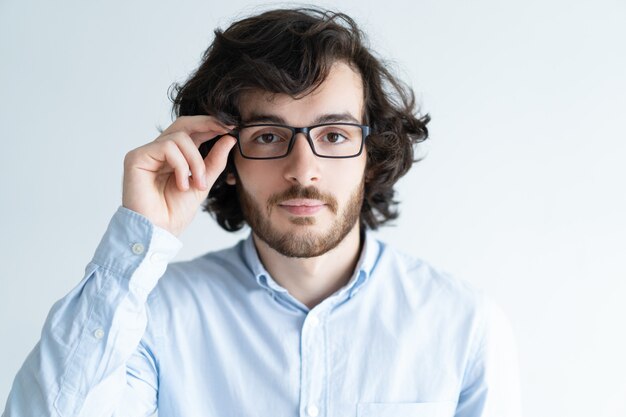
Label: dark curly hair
xmin=170 ymin=7 xmax=430 ymax=231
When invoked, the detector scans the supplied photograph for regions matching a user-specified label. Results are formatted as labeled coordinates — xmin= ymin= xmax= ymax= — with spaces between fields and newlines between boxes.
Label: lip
xmin=278 ymin=199 xmax=326 ymax=215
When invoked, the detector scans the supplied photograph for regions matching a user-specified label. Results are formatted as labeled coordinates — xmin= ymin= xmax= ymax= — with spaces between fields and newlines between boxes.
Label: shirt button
xmin=131 ymin=243 xmax=145 ymax=255
xmin=94 ymin=328 xmax=105 ymax=339
xmin=306 ymin=405 xmax=319 ymax=417
xmin=308 ymin=315 xmax=320 ymax=327
xmin=150 ymin=252 xmax=163 ymax=263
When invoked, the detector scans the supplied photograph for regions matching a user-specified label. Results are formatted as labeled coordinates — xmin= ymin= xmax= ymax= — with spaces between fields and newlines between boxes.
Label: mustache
xmin=267 ymin=186 xmax=339 ymax=215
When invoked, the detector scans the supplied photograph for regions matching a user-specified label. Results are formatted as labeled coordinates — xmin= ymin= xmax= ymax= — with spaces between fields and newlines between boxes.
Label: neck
xmin=252 ymin=224 xmax=363 ymax=309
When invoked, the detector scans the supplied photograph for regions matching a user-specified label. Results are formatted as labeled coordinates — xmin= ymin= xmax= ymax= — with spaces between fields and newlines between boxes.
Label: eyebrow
xmin=242 ymin=112 xmax=361 ymax=126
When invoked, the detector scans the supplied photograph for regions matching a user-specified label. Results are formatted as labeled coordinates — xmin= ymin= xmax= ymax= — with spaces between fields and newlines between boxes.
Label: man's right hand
xmin=122 ymin=116 xmax=237 ymax=237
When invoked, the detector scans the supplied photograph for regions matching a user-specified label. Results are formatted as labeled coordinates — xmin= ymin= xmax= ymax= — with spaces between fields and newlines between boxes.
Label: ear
xmin=225 ymin=172 xmax=237 ymax=185
xmin=364 ymin=169 xmax=374 ymax=183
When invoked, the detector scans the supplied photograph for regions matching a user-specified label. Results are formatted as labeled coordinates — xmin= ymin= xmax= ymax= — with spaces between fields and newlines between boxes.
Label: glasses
xmin=210 ymin=122 xmax=370 ymax=160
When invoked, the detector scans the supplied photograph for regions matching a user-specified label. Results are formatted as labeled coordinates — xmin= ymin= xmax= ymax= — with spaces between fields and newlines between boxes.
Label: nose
xmin=282 ymin=133 xmax=320 ymax=186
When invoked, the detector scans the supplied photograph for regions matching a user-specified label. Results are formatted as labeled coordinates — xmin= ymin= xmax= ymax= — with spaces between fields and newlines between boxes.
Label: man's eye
xmin=254 ymin=133 xmax=282 ymax=144
xmin=322 ymin=132 xmax=348 ymax=144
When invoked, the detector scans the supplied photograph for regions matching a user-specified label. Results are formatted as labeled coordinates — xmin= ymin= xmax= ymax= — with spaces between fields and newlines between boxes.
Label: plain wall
xmin=1 ymin=0 xmax=625 ymax=416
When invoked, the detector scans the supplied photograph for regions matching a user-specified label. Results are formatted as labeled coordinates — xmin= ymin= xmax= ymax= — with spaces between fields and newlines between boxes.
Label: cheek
xmin=344 ymin=154 xmax=367 ymax=182
xmin=231 ymin=155 xmax=254 ymax=185
xmin=233 ymin=159 xmax=276 ymax=196
xmin=333 ymin=160 xmax=366 ymax=195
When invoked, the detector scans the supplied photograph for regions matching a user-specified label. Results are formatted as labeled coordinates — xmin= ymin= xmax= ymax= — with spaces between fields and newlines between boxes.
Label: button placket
xmin=300 ymin=311 xmax=326 ymax=417
xmin=306 ymin=404 xmax=319 ymax=416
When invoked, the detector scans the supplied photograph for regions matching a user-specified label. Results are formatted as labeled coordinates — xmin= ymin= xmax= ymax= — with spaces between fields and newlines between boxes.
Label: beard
xmin=237 ymin=179 xmax=364 ymax=258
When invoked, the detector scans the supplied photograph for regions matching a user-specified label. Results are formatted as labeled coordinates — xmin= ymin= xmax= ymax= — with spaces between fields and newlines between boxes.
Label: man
xmin=3 ymin=8 xmax=521 ymax=417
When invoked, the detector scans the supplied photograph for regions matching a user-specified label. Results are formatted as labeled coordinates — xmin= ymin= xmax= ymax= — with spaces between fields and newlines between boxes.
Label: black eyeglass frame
xmin=202 ymin=122 xmax=371 ymax=160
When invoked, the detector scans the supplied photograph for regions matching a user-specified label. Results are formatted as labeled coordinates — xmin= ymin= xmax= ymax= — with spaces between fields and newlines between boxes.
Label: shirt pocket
xmin=357 ymin=401 xmax=457 ymax=417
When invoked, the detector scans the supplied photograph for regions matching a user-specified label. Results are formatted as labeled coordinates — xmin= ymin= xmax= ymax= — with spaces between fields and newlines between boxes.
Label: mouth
xmin=278 ymin=199 xmax=326 ymax=215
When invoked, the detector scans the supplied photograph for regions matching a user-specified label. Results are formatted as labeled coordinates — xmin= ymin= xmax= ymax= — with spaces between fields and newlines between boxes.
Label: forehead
xmin=238 ymin=61 xmax=365 ymax=125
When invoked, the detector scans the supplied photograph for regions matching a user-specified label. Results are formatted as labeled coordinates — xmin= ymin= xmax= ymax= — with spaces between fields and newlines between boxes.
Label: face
xmin=227 ymin=62 xmax=368 ymax=258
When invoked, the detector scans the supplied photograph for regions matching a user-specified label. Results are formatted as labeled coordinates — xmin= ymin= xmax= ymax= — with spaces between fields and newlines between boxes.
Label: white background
xmin=1 ymin=0 xmax=625 ymax=415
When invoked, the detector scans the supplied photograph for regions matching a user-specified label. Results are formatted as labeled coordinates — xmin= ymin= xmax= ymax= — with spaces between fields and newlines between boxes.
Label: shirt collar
xmin=241 ymin=230 xmax=381 ymax=307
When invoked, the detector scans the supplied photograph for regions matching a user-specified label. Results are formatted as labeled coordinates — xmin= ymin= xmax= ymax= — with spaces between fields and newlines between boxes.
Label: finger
xmin=159 ymin=125 xmax=231 ymax=149
xmin=204 ymin=135 xmax=238 ymax=187
xmin=163 ymin=115 xmax=235 ymax=137
xmin=189 ymin=131 xmax=229 ymax=145
xmin=160 ymin=141 xmax=192 ymax=191
xmin=170 ymin=133 xmax=208 ymax=190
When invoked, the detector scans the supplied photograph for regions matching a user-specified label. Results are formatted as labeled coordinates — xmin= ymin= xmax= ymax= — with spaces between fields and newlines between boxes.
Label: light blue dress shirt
xmin=3 ymin=207 xmax=521 ymax=417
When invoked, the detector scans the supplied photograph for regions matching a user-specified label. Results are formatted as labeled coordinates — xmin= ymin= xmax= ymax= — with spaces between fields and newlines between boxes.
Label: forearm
xmin=2 ymin=207 xmax=181 ymax=417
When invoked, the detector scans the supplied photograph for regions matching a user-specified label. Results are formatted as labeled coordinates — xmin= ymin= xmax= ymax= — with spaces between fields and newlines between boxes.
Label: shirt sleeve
xmin=2 ymin=207 xmax=182 ymax=417
xmin=455 ymin=297 xmax=523 ymax=417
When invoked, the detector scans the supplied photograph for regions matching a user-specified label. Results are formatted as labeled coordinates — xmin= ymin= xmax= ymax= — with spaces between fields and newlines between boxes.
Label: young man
xmin=3 ymin=8 xmax=521 ymax=417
